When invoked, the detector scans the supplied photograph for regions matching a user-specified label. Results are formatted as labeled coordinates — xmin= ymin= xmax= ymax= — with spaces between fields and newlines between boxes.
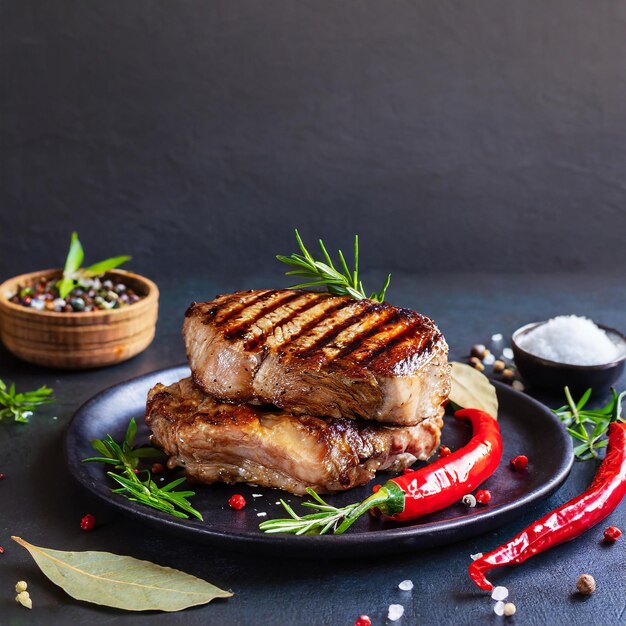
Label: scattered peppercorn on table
xmin=0 ymin=272 xmax=624 ymax=626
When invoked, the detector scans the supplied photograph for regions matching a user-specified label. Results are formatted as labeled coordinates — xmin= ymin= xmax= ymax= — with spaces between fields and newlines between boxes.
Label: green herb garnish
xmin=83 ymin=419 xmax=203 ymax=521
xmin=57 ymin=232 xmax=131 ymax=299
xmin=553 ymin=386 xmax=626 ymax=460
xmin=0 ymin=379 xmax=55 ymax=423
xmin=277 ymin=229 xmax=391 ymax=303
xmin=259 ymin=488 xmax=366 ymax=535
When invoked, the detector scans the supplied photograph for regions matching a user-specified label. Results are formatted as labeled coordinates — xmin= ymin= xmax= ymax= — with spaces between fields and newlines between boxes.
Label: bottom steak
xmin=146 ymin=378 xmax=442 ymax=495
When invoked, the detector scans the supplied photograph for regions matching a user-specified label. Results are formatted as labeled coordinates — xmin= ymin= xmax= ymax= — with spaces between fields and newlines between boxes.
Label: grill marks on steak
xmin=184 ymin=289 xmax=450 ymax=425
xmin=146 ymin=378 xmax=442 ymax=495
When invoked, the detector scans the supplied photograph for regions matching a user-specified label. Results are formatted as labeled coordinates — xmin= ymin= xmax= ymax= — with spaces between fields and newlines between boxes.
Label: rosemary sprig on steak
xmin=83 ymin=418 xmax=203 ymax=521
xmin=277 ymin=229 xmax=391 ymax=302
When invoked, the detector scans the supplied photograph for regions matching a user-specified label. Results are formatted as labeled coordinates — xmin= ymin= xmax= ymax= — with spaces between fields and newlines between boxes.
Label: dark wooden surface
xmin=1 ymin=272 xmax=624 ymax=626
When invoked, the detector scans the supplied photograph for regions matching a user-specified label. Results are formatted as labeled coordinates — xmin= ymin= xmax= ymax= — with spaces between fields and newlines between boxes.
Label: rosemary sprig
xmin=553 ymin=386 xmax=626 ymax=461
xmin=83 ymin=419 xmax=203 ymax=521
xmin=277 ymin=230 xmax=391 ymax=303
xmin=259 ymin=489 xmax=361 ymax=535
xmin=259 ymin=487 xmax=392 ymax=535
xmin=58 ymin=232 xmax=131 ymax=298
xmin=0 ymin=379 xmax=55 ymax=423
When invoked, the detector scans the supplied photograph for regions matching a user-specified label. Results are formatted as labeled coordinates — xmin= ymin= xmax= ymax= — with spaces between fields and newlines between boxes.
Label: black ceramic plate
xmin=65 ymin=365 xmax=573 ymax=558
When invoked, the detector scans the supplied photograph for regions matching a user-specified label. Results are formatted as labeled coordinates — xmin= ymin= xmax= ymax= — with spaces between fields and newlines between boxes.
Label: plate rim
xmin=64 ymin=364 xmax=574 ymax=553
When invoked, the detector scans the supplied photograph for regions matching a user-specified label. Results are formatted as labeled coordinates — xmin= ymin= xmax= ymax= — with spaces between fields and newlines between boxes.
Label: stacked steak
xmin=146 ymin=289 xmax=451 ymax=495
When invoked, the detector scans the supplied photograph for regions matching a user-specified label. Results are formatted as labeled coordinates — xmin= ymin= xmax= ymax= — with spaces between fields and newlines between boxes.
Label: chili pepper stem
xmin=335 ymin=483 xmax=405 ymax=534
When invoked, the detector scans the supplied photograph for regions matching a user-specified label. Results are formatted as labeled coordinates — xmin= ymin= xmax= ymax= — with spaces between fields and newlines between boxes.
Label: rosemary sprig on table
xmin=0 ymin=379 xmax=55 ymax=423
xmin=259 ymin=488 xmax=360 ymax=535
xmin=553 ymin=386 xmax=625 ymax=461
xmin=58 ymin=231 xmax=131 ymax=298
xmin=83 ymin=418 xmax=203 ymax=521
xmin=277 ymin=230 xmax=391 ymax=303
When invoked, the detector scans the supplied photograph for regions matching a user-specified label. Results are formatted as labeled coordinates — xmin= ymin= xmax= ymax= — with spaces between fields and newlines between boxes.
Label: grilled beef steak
xmin=146 ymin=378 xmax=443 ymax=495
xmin=183 ymin=289 xmax=450 ymax=425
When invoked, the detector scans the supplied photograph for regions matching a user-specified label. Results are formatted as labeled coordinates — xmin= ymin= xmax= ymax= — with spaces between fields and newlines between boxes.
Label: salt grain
xmin=517 ymin=315 xmax=621 ymax=366
xmin=398 ymin=580 xmax=413 ymax=591
xmin=470 ymin=552 xmax=483 ymax=561
xmin=491 ymin=586 xmax=509 ymax=601
xmin=388 ymin=604 xmax=404 ymax=621
xmin=502 ymin=348 xmax=514 ymax=360
xmin=252 ymin=494 xmax=263 ymax=498
xmin=494 ymin=600 xmax=505 ymax=616
xmin=256 ymin=512 xmax=267 ymax=517
xmin=483 ymin=353 xmax=495 ymax=365
xmin=491 ymin=333 xmax=503 ymax=342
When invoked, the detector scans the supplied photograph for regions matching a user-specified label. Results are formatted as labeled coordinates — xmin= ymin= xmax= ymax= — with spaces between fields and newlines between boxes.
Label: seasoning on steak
xmin=183 ymin=289 xmax=450 ymax=426
xmin=146 ymin=378 xmax=443 ymax=495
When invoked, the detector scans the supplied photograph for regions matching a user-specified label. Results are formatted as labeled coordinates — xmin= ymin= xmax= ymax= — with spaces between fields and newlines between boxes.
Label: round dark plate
xmin=65 ymin=365 xmax=574 ymax=558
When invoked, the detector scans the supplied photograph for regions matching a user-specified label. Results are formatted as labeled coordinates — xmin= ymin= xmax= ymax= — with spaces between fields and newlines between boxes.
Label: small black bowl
xmin=511 ymin=321 xmax=626 ymax=394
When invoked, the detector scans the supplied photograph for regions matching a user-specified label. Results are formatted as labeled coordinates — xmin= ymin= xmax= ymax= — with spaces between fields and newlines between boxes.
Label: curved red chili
xmin=383 ymin=409 xmax=502 ymax=521
xmin=332 ymin=408 xmax=502 ymax=533
xmin=468 ymin=421 xmax=626 ymax=591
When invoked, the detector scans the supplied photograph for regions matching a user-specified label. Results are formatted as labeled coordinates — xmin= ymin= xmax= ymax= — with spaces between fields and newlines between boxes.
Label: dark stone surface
xmin=2 ymin=2 xmax=626 ymax=280
xmin=0 ymin=272 xmax=624 ymax=625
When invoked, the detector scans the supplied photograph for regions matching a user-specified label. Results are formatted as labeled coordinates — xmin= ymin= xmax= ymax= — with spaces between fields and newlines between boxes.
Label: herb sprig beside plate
xmin=0 ymin=379 xmax=54 ymax=423
xmin=553 ymin=386 xmax=626 ymax=460
xmin=83 ymin=418 xmax=203 ymax=521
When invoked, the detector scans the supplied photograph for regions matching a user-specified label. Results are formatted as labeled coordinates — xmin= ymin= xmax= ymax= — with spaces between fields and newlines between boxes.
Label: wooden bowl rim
xmin=0 ymin=268 xmax=159 ymax=319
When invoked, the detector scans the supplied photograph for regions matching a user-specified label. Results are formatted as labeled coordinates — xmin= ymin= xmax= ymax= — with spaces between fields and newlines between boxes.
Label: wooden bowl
xmin=0 ymin=269 xmax=159 ymax=369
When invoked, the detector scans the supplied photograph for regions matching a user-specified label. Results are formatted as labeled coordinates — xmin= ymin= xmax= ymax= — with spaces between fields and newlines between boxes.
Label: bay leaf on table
xmin=12 ymin=536 xmax=232 ymax=612
xmin=449 ymin=361 xmax=499 ymax=418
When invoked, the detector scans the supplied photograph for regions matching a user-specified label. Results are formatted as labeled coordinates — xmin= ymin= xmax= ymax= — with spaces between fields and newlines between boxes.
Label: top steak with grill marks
xmin=183 ymin=289 xmax=450 ymax=426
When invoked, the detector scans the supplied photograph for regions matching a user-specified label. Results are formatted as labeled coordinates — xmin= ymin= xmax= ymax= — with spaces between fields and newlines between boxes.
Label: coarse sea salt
xmin=398 ymin=580 xmax=414 ymax=591
xmin=388 ymin=604 xmax=404 ymax=621
xmin=491 ymin=586 xmax=508 ymax=601
xmin=517 ymin=315 xmax=622 ymax=366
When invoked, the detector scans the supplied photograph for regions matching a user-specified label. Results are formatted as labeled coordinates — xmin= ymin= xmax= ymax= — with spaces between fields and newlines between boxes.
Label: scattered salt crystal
xmin=470 ymin=552 xmax=483 ymax=561
xmin=252 ymin=494 xmax=263 ymax=498
xmin=491 ymin=333 xmax=503 ymax=342
xmin=491 ymin=586 xmax=509 ymax=601
xmin=388 ymin=604 xmax=404 ymax=621
xmin=494 ymin=600 xmax=505 ymax=616
xmin=483 ymin=353 xmax=495 ymax=366
xmin=502 ymin=348 xmax=514 ymax=360
xmin=256 ymin=512 xmax=267 ymax=517
xmin=275 ymin=501 xmax=280 ymax=505
xmin=512 ymin=380 xmax=525 ymax=392
xmin=517 ymin=315 xmax=622 ymax=366
xmin=398 ymin=580 xmax=413 ymax=591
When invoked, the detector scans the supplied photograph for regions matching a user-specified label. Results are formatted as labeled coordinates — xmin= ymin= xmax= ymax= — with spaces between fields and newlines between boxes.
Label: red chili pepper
xmin=354 ymin=616 xmax=371 ymax=626
xmin=469 ymin=421 xmax=626 ymax=591
xmin=80 ymin=514 xmax=96 ymax=531
xmin=332 ymin=408 xmax=502 ymax=532
xmin=603 ymin=526 xmax=622 ymax=543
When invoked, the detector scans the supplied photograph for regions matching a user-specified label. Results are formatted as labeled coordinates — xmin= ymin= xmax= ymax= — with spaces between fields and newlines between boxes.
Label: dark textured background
xmin=2 ymin=1 xmax=626 ymax=282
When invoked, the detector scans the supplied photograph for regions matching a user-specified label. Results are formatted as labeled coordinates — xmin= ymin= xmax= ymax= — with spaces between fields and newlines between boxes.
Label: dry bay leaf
xmin=12 ymin=536 xmax=232 ymax=612
xmin=449 ymin=361 xmax=498 ymax=418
